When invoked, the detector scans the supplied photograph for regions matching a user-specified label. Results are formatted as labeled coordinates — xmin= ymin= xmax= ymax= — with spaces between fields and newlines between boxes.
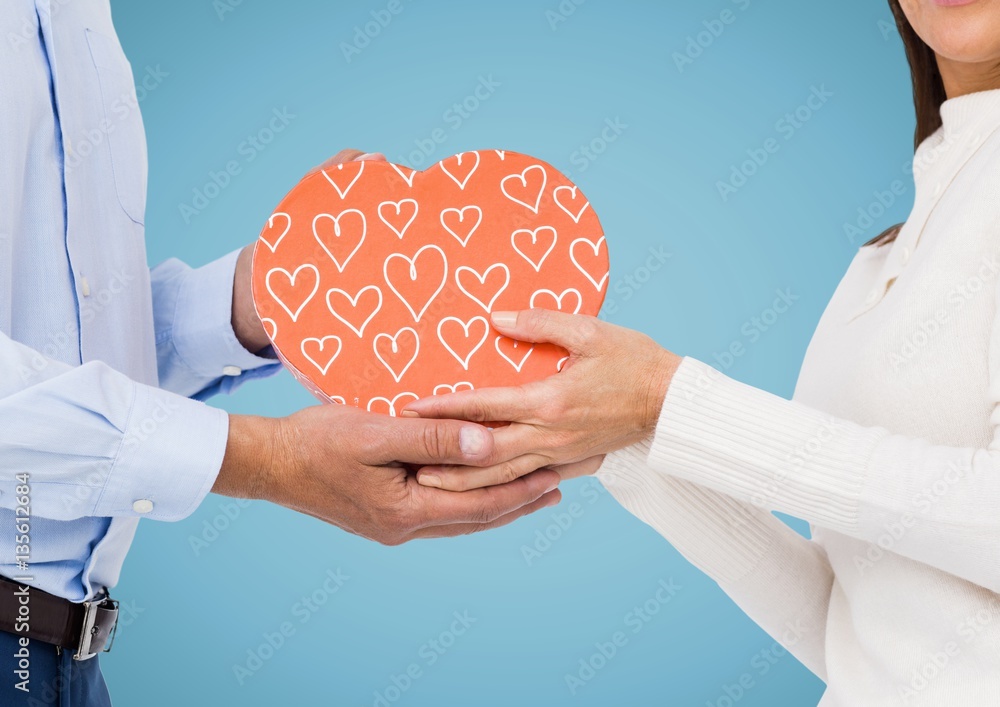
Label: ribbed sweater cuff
xmin=650 ymin=357 xmax=888 ymax=535
xmin=598 ymin=440 xmax=777 ymax=584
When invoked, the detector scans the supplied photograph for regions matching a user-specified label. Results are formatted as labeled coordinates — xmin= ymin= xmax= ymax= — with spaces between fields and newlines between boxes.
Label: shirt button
xmin=132 ymin=499 xmax=154 ymax=514
xmin=222 ymin=365 xmax=242 ymax=377
xmin=900 ymin=246 xmax=911 ymax=265
xmin=865 ymin=289 xmax=880 ymax=306
xmin=932 ymin=182 xmax=943 ymax=198
xmin=80 ymin=276 xmax=91 ymax=297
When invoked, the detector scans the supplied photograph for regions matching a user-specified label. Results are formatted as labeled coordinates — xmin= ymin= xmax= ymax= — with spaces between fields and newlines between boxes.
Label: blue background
xmin=106 ymin=0 xmax=914 ymax=705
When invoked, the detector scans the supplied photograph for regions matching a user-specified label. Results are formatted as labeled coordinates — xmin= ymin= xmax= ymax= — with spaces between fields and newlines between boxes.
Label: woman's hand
xmin=402 ymin=309 xmax=682 ymax=491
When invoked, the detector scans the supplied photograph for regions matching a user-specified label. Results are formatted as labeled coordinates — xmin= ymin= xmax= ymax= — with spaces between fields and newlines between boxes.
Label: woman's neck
xmin=938 ymin=56 xmax=1000 ymax=99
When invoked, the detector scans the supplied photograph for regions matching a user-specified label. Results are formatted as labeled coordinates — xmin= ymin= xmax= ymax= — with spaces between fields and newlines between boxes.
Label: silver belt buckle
xmin=73 ymin=598 xmax=119 ymax=661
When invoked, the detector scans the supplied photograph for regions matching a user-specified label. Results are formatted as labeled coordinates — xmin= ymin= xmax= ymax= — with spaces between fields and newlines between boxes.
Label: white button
xmin=932 ymin=182 xmax=943 ymax=198
xmin=900 ymin=246 xmax=911 ymax=265
xmin=865 ymin=289 xmax=879 ymax=305
xmin=65 ymin=136 xmax=73 ymax=157
xmin=222 ymin=365 xmax=242 ymax=376
xmin=132 ymin=499 xmax=154 ymax=514
xmin=970 ymin=132 xmax=983 ymax=146
xmin=80 ymin=276 xmax=91 ymax=297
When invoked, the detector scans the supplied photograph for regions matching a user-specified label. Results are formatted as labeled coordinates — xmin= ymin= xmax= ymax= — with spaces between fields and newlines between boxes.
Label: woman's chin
xmin=913 ymin=2 xmax=1000 ymax=64
xmin=933 ymin=35 xmax=1000 ymax=66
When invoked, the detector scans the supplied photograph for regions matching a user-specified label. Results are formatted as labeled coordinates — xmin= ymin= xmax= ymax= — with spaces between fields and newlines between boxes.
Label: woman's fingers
xmin=403 ymin=311 xmax=605 ymax=422
xmin=489 ymin=422 xmax=551 ymax=461
xmin=417 ymin=453 xmax=551 ymax=492
xmin=490 ymin=309 xmax=602 ymax=353
xmin=403 ymin=384 xmax=537 ymax=422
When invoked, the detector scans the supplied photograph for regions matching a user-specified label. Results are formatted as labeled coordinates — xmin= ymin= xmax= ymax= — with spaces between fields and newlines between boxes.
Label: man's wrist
xmin=216 ymin=414 xmax=282 ymax=502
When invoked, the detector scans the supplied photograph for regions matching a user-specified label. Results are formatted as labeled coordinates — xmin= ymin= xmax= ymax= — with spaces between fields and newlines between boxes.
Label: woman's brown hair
xmin=864 ymin=0 xmax=947 ymax=247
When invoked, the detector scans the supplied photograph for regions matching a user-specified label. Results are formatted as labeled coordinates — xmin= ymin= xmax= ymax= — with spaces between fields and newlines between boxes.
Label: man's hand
xmin=231 ymin=148 xmax=386 ymax=353
xmin=214 ymin=405 xmax=562 ymax=545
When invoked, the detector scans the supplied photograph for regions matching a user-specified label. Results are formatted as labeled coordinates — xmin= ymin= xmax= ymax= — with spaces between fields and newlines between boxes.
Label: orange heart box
xmin=250 ymin=149 xmax=609 ymax=415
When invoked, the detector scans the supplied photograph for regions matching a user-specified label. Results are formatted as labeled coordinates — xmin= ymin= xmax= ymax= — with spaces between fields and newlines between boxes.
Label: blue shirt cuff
xmin=93 ymin=381 xmax=230 ymax=521
xmin=171 ymin=248 xmax=278 ymax=381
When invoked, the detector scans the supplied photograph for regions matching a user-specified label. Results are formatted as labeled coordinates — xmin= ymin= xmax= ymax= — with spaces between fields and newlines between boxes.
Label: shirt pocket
xmin=85 ymin=28 xmax=148 ymax=225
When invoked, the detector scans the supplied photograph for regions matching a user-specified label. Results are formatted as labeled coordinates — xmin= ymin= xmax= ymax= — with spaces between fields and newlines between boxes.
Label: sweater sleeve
xmin=635 ymin=345 xmax=1000 ymax=594
xmin=597 ymin=441 xmax=833 ymax=680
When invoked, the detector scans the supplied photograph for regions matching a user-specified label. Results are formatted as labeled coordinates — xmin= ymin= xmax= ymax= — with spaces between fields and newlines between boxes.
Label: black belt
xmin=0 ymin=576 xmax=118 ymax=660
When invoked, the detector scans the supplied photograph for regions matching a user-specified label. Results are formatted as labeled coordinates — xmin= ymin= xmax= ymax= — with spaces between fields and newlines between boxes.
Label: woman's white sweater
xmin=597 ymin=88 xmax=1000 ymax=706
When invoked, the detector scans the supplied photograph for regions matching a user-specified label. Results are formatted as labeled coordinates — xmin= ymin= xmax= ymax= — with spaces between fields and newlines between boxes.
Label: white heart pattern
xmin=301 ymin=335 xmax=342 ymax=375
xmin=501 ymin=165 xmax=547 ymax=213
xmin=260 ymin=212 xmax=291 ymax=252
xmin=437 ymin=316 xmax=489 ymax=370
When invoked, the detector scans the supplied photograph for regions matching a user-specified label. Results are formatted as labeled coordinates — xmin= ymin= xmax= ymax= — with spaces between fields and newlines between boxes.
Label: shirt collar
xmin=851 ymin=87 xmax=1000 ymax=320
xmin=940 ymin=87 xmax=1000 ymax=139
xmin=911 ymin=88 xmax=1000 ymax=187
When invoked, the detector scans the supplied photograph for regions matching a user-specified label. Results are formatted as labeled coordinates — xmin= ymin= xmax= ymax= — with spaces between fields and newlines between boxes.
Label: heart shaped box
xmin=251 ymin=149 xmax=609 ymax=415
